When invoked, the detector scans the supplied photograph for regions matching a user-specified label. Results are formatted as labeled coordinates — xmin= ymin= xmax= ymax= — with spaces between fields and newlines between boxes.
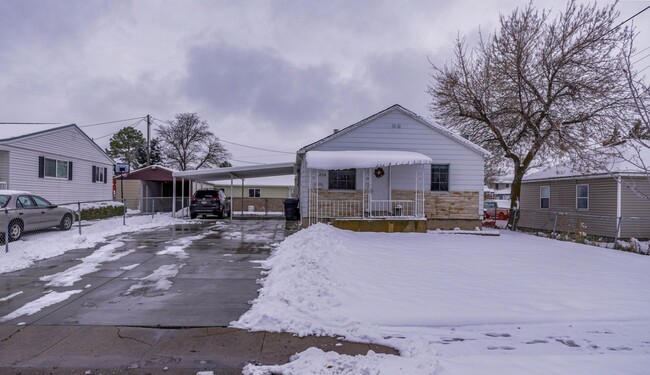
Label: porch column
xmin=230 ymin=174 xmax=234 ymax=220
xmin=181 ymin=178 xmax=185 ymax=217
xmin=172 ymin=177 xmax=176 ymax=218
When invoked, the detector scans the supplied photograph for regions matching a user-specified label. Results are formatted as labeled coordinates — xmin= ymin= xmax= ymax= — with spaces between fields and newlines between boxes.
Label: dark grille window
xmin=431 ymin=165 xmax=449 ymax=191
xmin=328 ymin=169 xmax=356 ymax=190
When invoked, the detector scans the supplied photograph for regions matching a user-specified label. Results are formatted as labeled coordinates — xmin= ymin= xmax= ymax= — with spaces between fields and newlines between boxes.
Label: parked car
xmin=189 ymin=189 xmax=230 ymax=219
xmin=0 ymin=190 xmax=75 ymax=241
xmin=484 ymin=199 xmax=511 ymax=221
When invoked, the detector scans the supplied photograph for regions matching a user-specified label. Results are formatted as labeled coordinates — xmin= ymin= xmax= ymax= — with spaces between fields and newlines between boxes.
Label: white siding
xmin=299 ymin=110 xmax=485 ymax=217
xmin=0 ymin=127 xmax=114 ymax=204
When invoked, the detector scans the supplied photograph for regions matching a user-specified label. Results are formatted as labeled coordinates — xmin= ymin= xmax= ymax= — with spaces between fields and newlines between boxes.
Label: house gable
xmin=298 ymin=104 xmax=490 ymax=158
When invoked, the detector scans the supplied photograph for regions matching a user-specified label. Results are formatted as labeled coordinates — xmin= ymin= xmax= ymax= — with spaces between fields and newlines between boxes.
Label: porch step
xmin=332 ymin=219 xmax=427 ymax=233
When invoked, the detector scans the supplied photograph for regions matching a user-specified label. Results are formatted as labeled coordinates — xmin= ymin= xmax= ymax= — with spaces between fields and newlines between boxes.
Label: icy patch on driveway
xmin=125 ymin=264 xmax=183 ymax=294
xmin=156 ymin=234 xmax=205 ymax=259
xmin=0 ymin=290 xmax=82 ymax=322
xmin=40 ymin=241 xmax=130 ymax=287
xmin=0 ymin=291 xmax=23 ymax=302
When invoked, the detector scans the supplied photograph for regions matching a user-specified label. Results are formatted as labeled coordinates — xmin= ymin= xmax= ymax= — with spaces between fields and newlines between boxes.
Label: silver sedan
xmin=0 ymin=190 xmax=75 ymax=242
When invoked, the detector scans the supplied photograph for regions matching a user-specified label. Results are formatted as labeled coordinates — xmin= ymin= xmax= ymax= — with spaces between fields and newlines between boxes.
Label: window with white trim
xmin=540 ymin=186 xmax=550 ymax=209
xmin=45 ymin=158 xmax=69 ymax=179
xmin=248 ymin=188 xmax=261 ymax=198
xmin=96 ymin=166 xmax=104 ymax=183
xmin=431 ymin=165 xmax=449 ymax=192
xmin=328 ymin=169 xmax=356 ymax=190
xmin=576 ymin=184 xmax=589 ymax=210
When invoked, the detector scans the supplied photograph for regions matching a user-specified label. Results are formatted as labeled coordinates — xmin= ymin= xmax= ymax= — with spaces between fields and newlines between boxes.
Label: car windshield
xmin=195 ymin=191 xmax=218 ymax=199
xmin=0 ymin=195 xmax=9 ymax=208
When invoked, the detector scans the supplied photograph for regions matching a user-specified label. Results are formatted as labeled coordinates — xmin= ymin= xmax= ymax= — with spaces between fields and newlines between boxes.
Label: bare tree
xmin=429 ymin=1 xmax=632 ymax=210
xmin=157 ymin=113 xmax=231 ymax=171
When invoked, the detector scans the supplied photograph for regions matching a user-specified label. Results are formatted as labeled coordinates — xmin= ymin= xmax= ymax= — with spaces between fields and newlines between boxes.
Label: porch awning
xmin=305 ymin=150 xmax=432 ymax=170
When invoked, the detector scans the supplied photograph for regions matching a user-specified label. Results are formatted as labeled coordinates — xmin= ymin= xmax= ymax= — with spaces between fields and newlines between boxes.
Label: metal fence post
xmin=77 ymin=202 xmax=82 ymax=235
xmin=551 ymin=212 xmax=558 ymax=237
xmin=152 ymin=198 xmax=156 ymax=219
xmin=4 ymin=209 xmax=9 ymax=253
xmin=123 ymin=199 xmax=126 ymax=225
xmin=613 ymin=217 xmax=622 ymax=247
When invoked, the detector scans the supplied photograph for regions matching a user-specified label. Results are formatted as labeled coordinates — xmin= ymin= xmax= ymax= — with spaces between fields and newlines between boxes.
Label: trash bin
xmin=283 ymin=198 xmax=300 ymax=221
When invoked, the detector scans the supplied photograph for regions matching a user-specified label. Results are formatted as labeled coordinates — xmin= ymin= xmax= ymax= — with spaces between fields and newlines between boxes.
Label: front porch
xmin=303 ymin=150 xmax=431 ymax=232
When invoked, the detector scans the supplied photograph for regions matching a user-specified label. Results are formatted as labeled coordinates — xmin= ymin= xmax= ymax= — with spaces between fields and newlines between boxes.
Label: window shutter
xmin=92 ymin=166 xmax=96 ymax=183
xmin=68 ymin=162 xmax=73 ymax=180
xmin=38 ymin=156 xmax=44 ymax=178
xmin=103 ymin=167 xmax=107 ymax=184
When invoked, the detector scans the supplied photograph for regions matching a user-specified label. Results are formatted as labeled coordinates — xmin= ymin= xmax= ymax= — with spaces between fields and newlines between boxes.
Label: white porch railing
xmin=315 ymin=199 xmax=424 ymax=220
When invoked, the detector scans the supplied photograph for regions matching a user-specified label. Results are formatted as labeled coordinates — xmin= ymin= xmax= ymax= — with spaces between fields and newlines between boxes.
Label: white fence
xmin=313 ymin=199 xmax=424 ymax=220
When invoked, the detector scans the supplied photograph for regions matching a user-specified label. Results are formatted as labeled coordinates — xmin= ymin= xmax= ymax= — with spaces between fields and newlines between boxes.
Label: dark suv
xmin=189 ymin=189 xmax=230 ymax=219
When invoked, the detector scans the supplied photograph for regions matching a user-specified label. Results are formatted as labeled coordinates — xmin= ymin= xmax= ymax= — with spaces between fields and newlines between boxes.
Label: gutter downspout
xmin=616 ymin=176 xmax=622 ymax=239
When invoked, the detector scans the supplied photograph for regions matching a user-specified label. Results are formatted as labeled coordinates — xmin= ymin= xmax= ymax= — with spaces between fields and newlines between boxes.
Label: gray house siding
xmin=0 ymin=151 xmax=8 ymax=187
xmin=520 ymin=177 xmax=621 ymax=238
xmin=0 ymin=126 xmax=114 ymax=204
xmin=299 ymin=109 xmax=485 ymax=222
xmin=620 ymin=177 xmax=650 ymax=238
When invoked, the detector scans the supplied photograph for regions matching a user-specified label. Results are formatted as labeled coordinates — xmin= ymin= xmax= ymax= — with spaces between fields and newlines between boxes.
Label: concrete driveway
xmin=0 ymin=219 xmax=294 ymax=327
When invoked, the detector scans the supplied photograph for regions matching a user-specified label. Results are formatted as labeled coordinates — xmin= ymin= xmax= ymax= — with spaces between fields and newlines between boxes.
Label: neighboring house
xmin=518 ymin=142 xmax=650 ymax=239
xmin=486 ymin=175 xmax=513 ymax=200
xmin=295 ymin=104 xmax=490 ymax=231
xmin=212 ymin=176 xmax=294 ymax=213
xmin=114 ymin=165 xmax=197 ymax=212
xmin=0 ymin=124 xmax=114 ymax=203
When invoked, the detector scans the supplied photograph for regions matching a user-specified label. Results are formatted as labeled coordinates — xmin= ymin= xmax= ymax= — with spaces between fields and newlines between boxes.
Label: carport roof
xmin=172 ymin=162 xmax=295 ymax=181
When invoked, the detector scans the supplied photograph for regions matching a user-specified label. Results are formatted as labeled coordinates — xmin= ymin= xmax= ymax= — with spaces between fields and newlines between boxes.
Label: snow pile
xmin=236 ymin=224 xmax=650 ymax=374
xmin=0 ymin=214 xmax=191 ymax=275
xmin=0 ymin=290 xmax=82 ymax=322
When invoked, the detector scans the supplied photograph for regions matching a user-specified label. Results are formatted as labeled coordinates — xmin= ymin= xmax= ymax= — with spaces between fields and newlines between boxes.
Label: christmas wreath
xmin=374 ymin=167 xmax=385 ymax=178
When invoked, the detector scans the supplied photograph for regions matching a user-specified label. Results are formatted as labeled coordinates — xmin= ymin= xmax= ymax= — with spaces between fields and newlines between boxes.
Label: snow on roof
xmin=305 ymin=150 xmax=432 ymax=170
xmin=524 ymin=141 xmax=650 ymax=182
xmin=211 ymin=175 xmax=295 ymax=187
xmin=0 ymin=190 xmax=31 ymax=195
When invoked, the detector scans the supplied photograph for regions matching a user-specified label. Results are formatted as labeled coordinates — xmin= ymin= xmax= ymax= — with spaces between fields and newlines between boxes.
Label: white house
xmin=0 ymin=124 xmax=114 ymax=204
xmin=296 ymin=104 xmax=490 ymax=231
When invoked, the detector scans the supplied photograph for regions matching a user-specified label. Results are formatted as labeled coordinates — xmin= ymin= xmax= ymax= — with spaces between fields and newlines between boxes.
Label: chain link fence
xmin=0 ymin=196 xmax=196 ymax=253
xmin=514 ymin=209 xmax=650 ymax=254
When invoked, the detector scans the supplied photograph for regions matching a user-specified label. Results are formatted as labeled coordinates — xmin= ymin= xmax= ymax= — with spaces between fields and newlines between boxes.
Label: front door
xmin=371 ymin=166 xmax=390 ymax=215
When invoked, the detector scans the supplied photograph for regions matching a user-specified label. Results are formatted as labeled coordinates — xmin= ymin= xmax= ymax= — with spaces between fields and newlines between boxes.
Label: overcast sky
xmin=1 ymin=0 xmax=649 ymax=167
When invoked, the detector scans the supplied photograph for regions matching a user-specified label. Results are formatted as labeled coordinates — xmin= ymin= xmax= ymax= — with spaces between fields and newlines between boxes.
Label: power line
xmin=611 ymin=5 xmax=650 ymax=31
xmin=79 ymin=117 xmax=145 ymax=128
xmin=93 ymin=118 xmax=145 ymax=141
xmin=151 ymin=116 xmax=293 ymax=155
xmin=0 ymin=122 xmax=60 ymax=125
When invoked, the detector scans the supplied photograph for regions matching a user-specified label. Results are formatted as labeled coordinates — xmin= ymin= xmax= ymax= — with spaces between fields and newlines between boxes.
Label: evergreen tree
xmin=136 ymin=137 xmax=164 ymax=168
xmin=106 ymin=127 xmax=146 ymax=168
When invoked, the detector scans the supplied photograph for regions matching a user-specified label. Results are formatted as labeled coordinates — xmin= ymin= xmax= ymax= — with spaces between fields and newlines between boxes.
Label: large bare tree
xmin=157 ymin=113 xmax=231 ymax=171
xmin=429 ymin=1 xmax=632 ymax=210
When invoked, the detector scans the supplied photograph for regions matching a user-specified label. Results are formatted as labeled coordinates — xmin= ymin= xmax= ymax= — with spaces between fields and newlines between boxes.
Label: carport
xmin=171 ymin=162 xmax=295 ymax=219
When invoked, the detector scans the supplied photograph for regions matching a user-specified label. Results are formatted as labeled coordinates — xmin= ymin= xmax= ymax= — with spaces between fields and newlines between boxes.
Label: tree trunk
xmin=508 ymin=167 xmax=525 ymax=230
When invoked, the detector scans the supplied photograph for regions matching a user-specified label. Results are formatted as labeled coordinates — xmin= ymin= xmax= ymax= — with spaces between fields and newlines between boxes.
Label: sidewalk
xmin=0 ymin=325 xmax=398 ymax=374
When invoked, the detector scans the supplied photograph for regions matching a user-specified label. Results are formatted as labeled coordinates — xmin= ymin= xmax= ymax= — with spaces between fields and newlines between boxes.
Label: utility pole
xmin=146 ymin=114 xmax=151 ymax=166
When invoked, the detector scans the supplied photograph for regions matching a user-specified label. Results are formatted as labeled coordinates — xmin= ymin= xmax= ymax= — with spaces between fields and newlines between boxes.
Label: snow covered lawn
xmin=0 ymin=214 xmax=189 ymax=275
xmin=235 ymin=224 xmax=650 ymax=374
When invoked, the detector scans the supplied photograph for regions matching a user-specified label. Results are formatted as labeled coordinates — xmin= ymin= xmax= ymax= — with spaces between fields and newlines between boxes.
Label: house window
xmin=328 ymin=169 xmax=356 ymax=190
xmin=540 ymin=186 xmax=550 ymax=209
xmin=431 ymin=165 xmax=449 ymax=192
xmin=576 ymin=184 xmax=589 ymax=210
xmin=95 ymin=166 xmax=104 ymax=183
xmin=248 ymin=188 xmax=261 ymax=198
xmin=44 ymin=158 xmax=69 ymax=179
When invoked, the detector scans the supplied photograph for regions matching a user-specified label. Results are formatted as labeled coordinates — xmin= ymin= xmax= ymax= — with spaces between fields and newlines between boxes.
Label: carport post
xmin=241 ymin=178 xmax=245 ymax=214
xmin=4 ymin=209 xmax=8 ymax=253
xmin=181 ymin=178 xmax=185 ymax=218
xmin=230 ymin=174 xmax=234 ymax=220
xmin=172 ymin=177 xmax=176 ymax=218
xmin=78 ymin=202 xmax=82 ymax=235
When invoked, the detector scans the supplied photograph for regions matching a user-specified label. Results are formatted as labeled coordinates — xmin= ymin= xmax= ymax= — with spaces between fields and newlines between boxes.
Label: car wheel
xmin=60 ymin=214 xmax=73 ymax=230
xmin=8 ymin=220 xmax=22 ymax=242
xmin=190 ymin=213 xmax=197 ymax=219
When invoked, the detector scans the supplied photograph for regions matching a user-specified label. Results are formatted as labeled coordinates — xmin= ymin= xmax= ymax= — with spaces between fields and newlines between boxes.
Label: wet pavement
xmin=0 ymin=219 xmax=294 ymax=327
xmin=0 ymin=219 xmax=397 ymax=373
